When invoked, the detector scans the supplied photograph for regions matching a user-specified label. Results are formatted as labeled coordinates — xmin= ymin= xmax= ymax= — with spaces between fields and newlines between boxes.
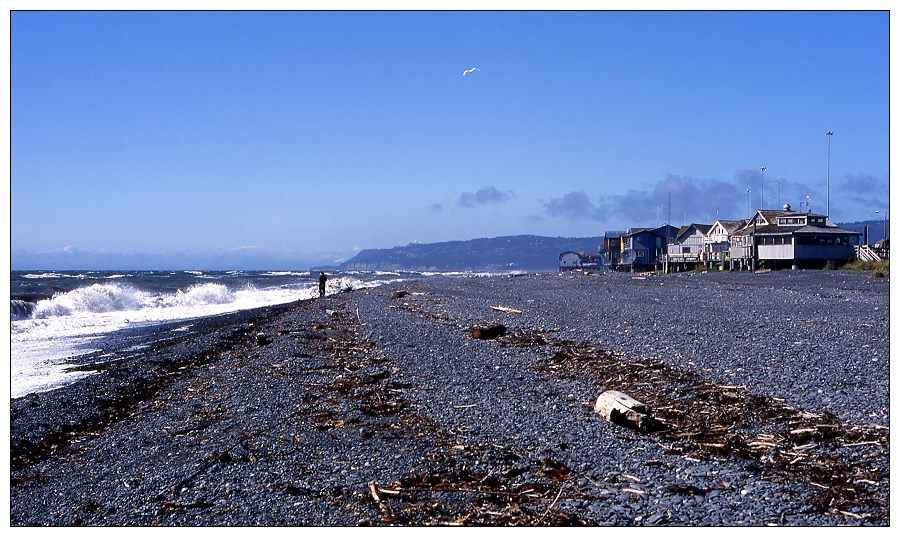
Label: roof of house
xmin=756 ymin=210 xmax=828 ymax=226
xmin=559 ymin=251 xmax=599 ymax=261
xmin=604 ymin=231 xmax=626 ymax=239
xmin=733 ymin=223 xmax=860 ymax=237
xmin=625 ymin=225 xmax=678 ymax=239
xmin=716 ymin=220 xmax=747 ymax=234
xmin=672 ymin=223 xmax=712 ymax=242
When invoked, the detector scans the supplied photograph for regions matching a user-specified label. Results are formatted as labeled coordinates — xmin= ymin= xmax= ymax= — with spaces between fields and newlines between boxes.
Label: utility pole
xmin=826 ymin=131 xmax=834 ymax=218
xmin=746 ymin=188 xmax=751 ymax=220
xmin=751 ymin=217 xmax=757 ymax=272
xmin=760 ymin=166 xmax=766 ymax=210
xmin=667 ymin=192 xmax=672 ymax=241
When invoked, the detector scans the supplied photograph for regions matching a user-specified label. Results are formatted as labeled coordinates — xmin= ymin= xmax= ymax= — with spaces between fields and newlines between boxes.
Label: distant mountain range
xmin=338 ymin=235 xmax=602 ymax=272
xmin=836 ymin=219 xmax=889 ymax=243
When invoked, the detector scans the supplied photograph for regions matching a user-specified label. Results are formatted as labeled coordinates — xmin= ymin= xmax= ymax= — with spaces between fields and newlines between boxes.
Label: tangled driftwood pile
xmin=498 ymin=329 xmax=889 ymax=520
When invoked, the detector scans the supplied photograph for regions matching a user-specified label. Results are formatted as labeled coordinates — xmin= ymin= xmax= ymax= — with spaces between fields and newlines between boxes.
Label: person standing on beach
xmin=318 ymin=272 xmax=327 ymax=298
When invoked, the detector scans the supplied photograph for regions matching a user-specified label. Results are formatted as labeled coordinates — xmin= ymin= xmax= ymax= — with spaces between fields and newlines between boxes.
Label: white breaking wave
xmin=10 ymin=275 xmax=407 ymax=398
xmin=22 ymin=272 xmax=81 ymax=279
xmin=10 ymin=282 xmax=308 ymax=398
xmin=32 ymin=284 xmax=149 ymax=318
xmin=26 ymin=282 xmax=283 ymax=320
xmin=155 ymin=283 xmax=236 ymax=308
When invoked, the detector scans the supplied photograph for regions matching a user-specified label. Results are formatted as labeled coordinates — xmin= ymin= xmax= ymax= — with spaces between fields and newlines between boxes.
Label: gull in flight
xmin=462 ymin=67 xmax=480 ymax=76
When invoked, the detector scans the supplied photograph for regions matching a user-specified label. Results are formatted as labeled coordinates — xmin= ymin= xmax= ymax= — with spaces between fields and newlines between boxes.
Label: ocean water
xmin=10 ymin=269 xmax=523 ymax=399
xmin=9 ymin=270 xmax=415 ymax=399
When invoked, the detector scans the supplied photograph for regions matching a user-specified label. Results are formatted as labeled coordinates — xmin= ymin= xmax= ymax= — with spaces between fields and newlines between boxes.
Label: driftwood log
xmin=490 ymin=305 xmax=522 ymax=314
xmin=255 ymin=333 xmax=273 ymax=346
xmin=594 ymin=390 xmax=655 ymax=432
xmin=470 ymin=324 xmax=507 ymax=340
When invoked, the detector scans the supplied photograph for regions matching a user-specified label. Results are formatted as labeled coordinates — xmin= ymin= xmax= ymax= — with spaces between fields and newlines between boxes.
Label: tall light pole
xmin=826 ymin=130 xmax=834 ymax=218
xmin=760 ymin=166 xmax=766 ymax=210
xmin=876 ymin=209 xmax=886 ymax=243
xmin=746 ymin=188 xmax=751 ymax=219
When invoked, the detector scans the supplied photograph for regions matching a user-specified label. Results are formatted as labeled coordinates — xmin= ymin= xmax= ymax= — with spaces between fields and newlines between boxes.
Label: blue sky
xmin=11 ymin=10 xmax=889 ymax=269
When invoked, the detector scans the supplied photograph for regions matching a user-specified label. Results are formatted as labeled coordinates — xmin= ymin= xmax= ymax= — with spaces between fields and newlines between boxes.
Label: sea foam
xmin=10 ymin=272 xmax=409 ymax=398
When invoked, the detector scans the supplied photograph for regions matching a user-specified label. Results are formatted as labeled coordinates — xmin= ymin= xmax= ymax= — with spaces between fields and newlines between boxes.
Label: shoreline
xmin=10 ymin=271 xmax=890 ymax=526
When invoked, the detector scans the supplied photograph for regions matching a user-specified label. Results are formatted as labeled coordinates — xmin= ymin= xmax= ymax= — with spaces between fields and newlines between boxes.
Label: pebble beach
xmin=10 ymin=270 xmax=890 ymax=526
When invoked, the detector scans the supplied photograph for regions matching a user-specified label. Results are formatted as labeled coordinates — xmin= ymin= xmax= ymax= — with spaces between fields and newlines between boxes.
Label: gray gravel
xmin=10 ymin=270 xmax=889 ymax=526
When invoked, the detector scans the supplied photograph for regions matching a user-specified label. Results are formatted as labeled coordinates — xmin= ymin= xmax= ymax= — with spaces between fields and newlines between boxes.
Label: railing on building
xmin=855 ymin=245 xmax=889 ymax=262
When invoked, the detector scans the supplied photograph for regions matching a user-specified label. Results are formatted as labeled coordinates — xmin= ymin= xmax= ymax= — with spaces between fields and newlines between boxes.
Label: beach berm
xmin=10 ymin=270 xmax=889 ymax=526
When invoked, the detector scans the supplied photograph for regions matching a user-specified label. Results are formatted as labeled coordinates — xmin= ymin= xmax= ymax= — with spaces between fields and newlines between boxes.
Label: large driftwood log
xmin=470 ymin=324 xmax=507 ymax=340
xmin=594 ymin=390 xmax=654 ymax=432
xmin=490 ymin=305 xmax=522 ymax=314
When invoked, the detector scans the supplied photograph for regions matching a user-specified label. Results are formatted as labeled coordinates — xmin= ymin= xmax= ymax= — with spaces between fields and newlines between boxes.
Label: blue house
xmin=620 ymin=225 xmax=678 ymax=272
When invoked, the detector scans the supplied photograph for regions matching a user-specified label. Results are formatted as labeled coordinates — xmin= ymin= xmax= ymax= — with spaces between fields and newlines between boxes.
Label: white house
xmin=559 ymin=251 xmax=601 ymax=272
xmin=702 ymin=219 xmax=747 ymax=264
xmin=729 ymin=206 xmax=860 ymax=269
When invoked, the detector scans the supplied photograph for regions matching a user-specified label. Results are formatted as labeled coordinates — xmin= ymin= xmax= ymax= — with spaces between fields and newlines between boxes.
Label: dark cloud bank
xmin=539 ymin=170 xmax=883 ymax=226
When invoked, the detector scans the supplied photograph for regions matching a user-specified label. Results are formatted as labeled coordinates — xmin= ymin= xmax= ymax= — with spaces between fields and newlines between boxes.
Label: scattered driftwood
xmin=532 ymin=336 xmax=889 ymax=520
xmin=470 ymin=324 xmax=507 ymax=340
xmin=498 ymin=330 xmax=555 ymax=347
xmin=368 ymin=464 xmax=588 ymax=526
xmin=391 ymin=290 xmax=410 ymax=299
xmin=594 ymin=390 xmax=657 ymax=432
xmin=255 ymin=333 xmax=273 ymax=346
xmin=490 ymin=305 xmax=522 ymax=314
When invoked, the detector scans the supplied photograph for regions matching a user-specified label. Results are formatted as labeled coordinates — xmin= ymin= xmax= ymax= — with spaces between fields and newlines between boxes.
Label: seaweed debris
xmin=496 ymin=329 xmax=889 ymax=521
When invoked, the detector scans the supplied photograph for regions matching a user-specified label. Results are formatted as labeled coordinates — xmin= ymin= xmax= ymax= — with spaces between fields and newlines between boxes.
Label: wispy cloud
xmin=458 ymin=186 xmax=515 ymax=208
xmin=839 ymin=173 xmax=888 ymax=209
xmin=627 ymin=174 xmax=755 ymax=222
xmin=541 ymin=191 xmax=608 ymax=221
xmin=430 ymin=203 xmax=444 ymax=213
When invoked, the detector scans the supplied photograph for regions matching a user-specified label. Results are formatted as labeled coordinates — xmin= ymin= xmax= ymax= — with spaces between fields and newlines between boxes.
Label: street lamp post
xmin=746 ymin=188 xmax=751 ymax=220
xmin=760 ymin=166 xmax=766 ymax=210
xmin=876 ymin=210 xmax=886 ymax=243
xmin=826 ymin=131 xmax=834 ymax=218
